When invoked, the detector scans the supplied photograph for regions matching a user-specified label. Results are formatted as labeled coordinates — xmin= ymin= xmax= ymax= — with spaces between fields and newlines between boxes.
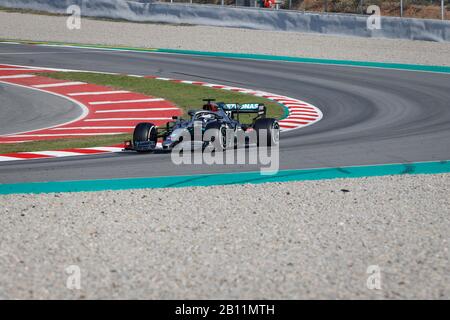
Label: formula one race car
xmin=124 ymin=99 xmax=280 ymax=152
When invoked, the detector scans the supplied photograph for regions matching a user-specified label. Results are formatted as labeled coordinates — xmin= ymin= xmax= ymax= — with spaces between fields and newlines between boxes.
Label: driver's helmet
xmin=203 ymin=103 xmax=219 ymax=112
xmin=200 ymin=113 xmax=214 ymax=121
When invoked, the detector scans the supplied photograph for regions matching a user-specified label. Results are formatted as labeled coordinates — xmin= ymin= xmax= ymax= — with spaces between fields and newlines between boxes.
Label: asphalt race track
xmin=1 ymin=43 xmax=450 ymax=183
xmin=0 ymin=81 xmax=81 ymax=135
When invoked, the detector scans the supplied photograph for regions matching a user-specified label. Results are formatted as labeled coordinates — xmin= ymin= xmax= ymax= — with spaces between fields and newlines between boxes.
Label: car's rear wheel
xmin=133 ymin=122 xmax=157 ymax=152
xmin=254 ymin=118 xmax=280 ymax=147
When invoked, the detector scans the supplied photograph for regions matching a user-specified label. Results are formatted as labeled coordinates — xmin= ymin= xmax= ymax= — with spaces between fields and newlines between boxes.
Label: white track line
xmin=278 ymin=121 xmax=308 ymax=126
xmin=0 ymin=68 xmax=41 ymax=71
xmin=84 ymin=147 xmax=124 ymax=152
xmin=8 ymin=133 xmax=124 ymax=137
xmin=0 ymin=74 xmax=35 ymax=79
xmin=219 ymin=87 xmax=241 ymax=91
xmin=289 ymin=115 xmax=318 ymax=118
xmin=88 ymin=98 xmax=164 ymax=105
xmin=95 ymin=107 xmax=179 ymax=113
xmin=68 ymin=90 xmax=130 ymax=96
xmin=33 ymin=81 xmax=86 ymax=88
xmin=31 ymin=151 xmax=85 ymax=157
xmin=202 ymin=83 xmax=221 ymax=87
xmin=84 ymin=117 xmax=172 ymax=122
xmin=278 ymin=101 xmax=307 ymax=105
xmin=280 ymin=119 xmax=310 ymax=123
xmin=290 ymin=110 xmax=318 ymax=114
xmin=50 ymin=126 xmax=135 ymax=130
xmin=0 ymin=156 xmax=24 ymax=162
xmin=288 ymin=108 xmax=316 ymax=112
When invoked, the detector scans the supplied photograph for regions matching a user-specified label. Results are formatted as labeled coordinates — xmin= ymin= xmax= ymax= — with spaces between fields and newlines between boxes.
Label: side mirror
xmin=172 ymin=116 xmax=179 ymax=120
xmin=188 ymin=110 xmax=196 ymax=117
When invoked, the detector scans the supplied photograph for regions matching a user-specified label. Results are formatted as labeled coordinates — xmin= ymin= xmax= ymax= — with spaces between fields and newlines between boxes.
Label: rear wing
xmin=218 ymin=103 xmax=266 ymax=116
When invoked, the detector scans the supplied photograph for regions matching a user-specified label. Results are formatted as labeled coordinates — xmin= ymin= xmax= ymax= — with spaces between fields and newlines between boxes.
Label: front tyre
xmin=133 ymin=122 xmax=157 ymax=152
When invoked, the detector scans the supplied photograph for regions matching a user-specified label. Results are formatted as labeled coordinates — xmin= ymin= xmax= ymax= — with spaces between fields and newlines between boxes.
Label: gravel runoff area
xmin=0 ymin=10 xmax=449 ymax=300
xmin=0 ymin=173 xmax=449 ymax=299
xmin=1 ymin=11 xmax=450 ymax=66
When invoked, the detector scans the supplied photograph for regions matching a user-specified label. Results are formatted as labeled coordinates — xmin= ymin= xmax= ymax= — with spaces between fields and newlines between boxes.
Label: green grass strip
xmin=41 ymin=72 xmax=284 ymax=119
xmin=0 ymin=160 xmax=448 ymax=195
xmin=0 ymin=72 xmax=284 ymax=154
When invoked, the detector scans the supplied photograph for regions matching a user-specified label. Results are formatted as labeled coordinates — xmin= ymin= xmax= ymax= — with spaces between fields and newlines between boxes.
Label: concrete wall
xmin=1 ymin=0 xmax=449 ymax=42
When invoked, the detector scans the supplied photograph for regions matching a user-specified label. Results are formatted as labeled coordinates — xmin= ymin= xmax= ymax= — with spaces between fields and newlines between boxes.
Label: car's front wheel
xmin=133 ymin=122 xmax=157 ymax=152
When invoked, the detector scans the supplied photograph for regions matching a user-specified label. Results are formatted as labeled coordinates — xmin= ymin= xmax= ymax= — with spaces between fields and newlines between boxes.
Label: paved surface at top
xmin=0 ymin=81 xmax=81 ymax=135
xmin=0 ymin=43 xmax=450 ymax=183
xmin=1 ymin=11 xmax=450 ymax=66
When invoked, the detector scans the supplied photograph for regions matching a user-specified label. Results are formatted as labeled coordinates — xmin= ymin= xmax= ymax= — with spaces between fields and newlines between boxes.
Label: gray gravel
xmin=0 ymin=173 xmax=449 ymax=299
xmin=0 ymin=10 xmax=449 ymax=300
xmin=1 ymin=11 xmax=450 ymax=66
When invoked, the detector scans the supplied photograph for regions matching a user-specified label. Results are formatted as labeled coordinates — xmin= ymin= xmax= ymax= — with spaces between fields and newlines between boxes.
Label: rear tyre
xmin=254 ymin=118 xmax=280 ymax=147
xmin=133 ymin=122 xmax=157 ymax=152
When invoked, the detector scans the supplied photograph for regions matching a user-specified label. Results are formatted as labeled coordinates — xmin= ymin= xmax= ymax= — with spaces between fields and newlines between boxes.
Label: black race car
xmin=124 ymin=99 xmax=279 ymax=152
